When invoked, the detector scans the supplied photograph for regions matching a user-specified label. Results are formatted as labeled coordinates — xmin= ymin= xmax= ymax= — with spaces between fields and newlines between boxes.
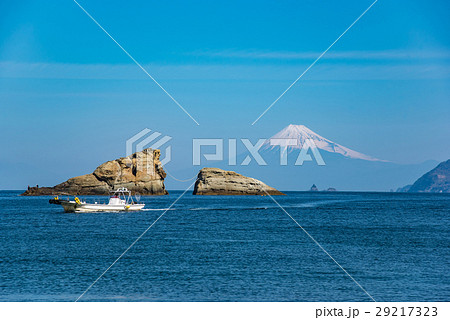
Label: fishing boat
xmin=49 ymin=187 xmax=144 ymax=212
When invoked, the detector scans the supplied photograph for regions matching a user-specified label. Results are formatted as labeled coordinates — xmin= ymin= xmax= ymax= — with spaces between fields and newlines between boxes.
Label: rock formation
xmin=22 ymin=148 xmax=168 ymax=196
xmin=408 ymin=159 xmax=449 ymax=193
xmin=193 ymin=168 xmax=284 ymax=195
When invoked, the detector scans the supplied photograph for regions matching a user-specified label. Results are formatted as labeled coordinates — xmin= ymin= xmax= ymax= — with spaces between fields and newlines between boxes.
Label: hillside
xmin=408 ymin=159 xmax=450 ymax=193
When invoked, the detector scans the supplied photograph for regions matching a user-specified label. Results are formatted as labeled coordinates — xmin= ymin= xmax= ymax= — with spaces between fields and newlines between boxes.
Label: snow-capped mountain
xmin=264 ymin=124 xmax=385 ymax=162
xmin=167 ymin=123 xmax=437 ymax=191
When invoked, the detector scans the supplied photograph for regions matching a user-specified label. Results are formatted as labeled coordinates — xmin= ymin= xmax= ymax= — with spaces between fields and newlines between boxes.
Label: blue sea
xmin=0 ymin=190 xmax=448 ymax=302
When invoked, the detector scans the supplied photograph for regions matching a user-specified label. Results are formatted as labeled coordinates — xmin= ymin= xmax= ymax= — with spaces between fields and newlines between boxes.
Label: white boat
xmin=49 ymin=187 xmax=145 ymax=213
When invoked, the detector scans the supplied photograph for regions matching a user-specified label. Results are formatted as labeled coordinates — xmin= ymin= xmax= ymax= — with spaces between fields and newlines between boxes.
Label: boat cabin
xmin=108 ymin=187 xmax=134 ymax=205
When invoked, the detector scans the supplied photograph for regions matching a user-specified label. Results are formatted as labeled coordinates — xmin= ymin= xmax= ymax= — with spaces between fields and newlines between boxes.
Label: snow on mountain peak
xmin=265 ymin=124 xmax=385 ymax=162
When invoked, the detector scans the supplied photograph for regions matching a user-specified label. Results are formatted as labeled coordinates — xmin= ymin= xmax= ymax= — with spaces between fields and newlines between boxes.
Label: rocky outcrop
xmin=408 ymin=159 xmax=449 ymax=193
xmin=193 ymin=168 xmax=284 ymax=195
xmin=22 ymin=148 xmax=168 ymax=196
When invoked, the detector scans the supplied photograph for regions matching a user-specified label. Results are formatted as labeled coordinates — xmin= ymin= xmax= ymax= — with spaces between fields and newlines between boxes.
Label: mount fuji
xmin=166 ymin=124 xmax=438 ymax=191
xmin=264 ymin=124 xmax=385 ymax=162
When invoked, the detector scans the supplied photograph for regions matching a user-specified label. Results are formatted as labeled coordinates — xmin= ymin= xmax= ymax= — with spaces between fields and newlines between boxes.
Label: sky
xmin=0 ymin=0 xmax=449 ymax=189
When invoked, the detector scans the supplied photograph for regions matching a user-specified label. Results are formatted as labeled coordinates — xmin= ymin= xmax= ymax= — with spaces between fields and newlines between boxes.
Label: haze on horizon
xmin=0 ymin=0 xmax=449 ymax=189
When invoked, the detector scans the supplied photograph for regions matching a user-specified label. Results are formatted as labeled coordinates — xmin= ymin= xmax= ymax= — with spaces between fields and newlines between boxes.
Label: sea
xmin=0 ymin=190 xmax=448 ymax=302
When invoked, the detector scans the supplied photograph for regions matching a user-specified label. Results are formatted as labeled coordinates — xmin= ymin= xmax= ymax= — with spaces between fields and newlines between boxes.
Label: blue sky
xmin=0 ymin=0 xmax=449 ymax=189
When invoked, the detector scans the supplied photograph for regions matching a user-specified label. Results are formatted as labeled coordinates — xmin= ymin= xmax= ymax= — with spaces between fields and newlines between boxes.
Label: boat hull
xmin=58 ymin=200 xmax=145 ymax=213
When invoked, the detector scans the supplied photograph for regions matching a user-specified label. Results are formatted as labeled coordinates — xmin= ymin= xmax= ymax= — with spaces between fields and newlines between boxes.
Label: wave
xmin=137 ymin=200 xmax=350 ymax=213
xmin=187 ymin=200 xmax=349 ymax=212
xmin=291 ymin=199 xmax=349 ymax=208
xmin=189 ymin=207 xmax=269 ymax=211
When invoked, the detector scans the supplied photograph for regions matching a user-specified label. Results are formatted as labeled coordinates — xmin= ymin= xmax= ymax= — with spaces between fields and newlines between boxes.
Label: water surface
xmin=0 ymin=191 xmax=448 ymax=301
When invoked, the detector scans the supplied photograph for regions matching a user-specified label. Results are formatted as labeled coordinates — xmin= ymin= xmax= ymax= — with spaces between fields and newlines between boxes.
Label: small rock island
xmin=22 ymin=148 xmax=168 ymax=196
xmin=193 ymin=168 xmax=284 ymax=195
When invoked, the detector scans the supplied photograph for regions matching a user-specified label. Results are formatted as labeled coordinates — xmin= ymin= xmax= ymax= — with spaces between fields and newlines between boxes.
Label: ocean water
xmin=0 ymin=190 xmax=448 ymax=302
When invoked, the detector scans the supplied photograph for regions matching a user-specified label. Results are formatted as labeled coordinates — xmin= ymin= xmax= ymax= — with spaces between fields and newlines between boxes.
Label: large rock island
xmin=193 ymin=168 xmax=284 ymax=195
xmin=22 ymin=148 xmax=168 ymax=196
xmin=408 ymin=159 xmax=449 ymax=193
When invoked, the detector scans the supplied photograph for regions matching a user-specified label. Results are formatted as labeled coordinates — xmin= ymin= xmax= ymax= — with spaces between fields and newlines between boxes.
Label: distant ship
xmin=49 ymin=187 xmax=144 ymax=212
